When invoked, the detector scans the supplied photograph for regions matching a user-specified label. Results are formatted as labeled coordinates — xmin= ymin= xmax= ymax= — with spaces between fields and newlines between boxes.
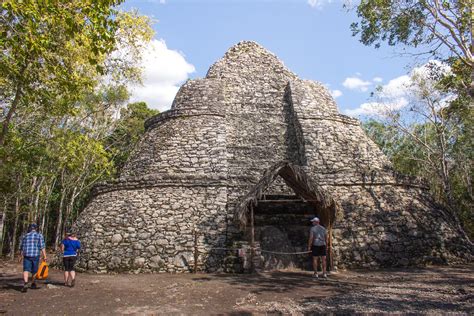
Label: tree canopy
xmin=0 ymin=1 xmax=158 ymax=255
xmin=353 ymin=0 xmax=473 ymax=237
xmin=351 ymin=0 xmax=472 ymax=66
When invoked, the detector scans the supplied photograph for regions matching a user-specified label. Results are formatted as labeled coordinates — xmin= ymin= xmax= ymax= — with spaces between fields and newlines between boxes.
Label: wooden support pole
xmin=194 ymin=230 xmax=198 ymax=274
xmin=328 ymin=225 xmax=334 ymax=271
xmin=250 ymin=204 xmax=255 ymax=272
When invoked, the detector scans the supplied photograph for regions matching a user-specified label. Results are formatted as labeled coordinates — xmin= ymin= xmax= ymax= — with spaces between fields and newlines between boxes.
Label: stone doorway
xmin=253 ymin=194 xmax=318 ymax=270
xmin=235 ymin=162 xmax=341 ymax=272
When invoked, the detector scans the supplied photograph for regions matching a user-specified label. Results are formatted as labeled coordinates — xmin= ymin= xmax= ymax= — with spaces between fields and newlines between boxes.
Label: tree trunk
xmin=10 ymin=179 xmax=22 ymax=259
xmin=40 ymin=177 xmax=56 ymax=242
xmin=64 ymin=186 xmax=78 ymax=231
xmin=28 ymin=176 xmax=37 ymax=223
xmin=0 ymin=197 xmax=8 ymax=255
xmin=33 ymin=177 xmax=44 ymax=222
xmin=54 ymin=187 xmax=67 ymax=247
xmin=0 ymin=64 xmax=27 ymax=147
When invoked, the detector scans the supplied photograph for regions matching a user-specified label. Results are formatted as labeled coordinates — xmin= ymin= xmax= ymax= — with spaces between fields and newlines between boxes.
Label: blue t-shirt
xmin=62 ymin=238 xmax=81 ymax=257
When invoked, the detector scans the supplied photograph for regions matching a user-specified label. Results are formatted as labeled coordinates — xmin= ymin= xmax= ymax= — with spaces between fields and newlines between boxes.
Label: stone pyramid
xmin=75 ymin=41 xmax=472 ymax=273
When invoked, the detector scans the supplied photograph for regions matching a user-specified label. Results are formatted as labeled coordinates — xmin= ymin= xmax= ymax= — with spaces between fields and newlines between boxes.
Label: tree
xmin=0 ymin=2 xmax=156 ymax=255
xmin=351 ymin=0 xmax=472 ymax=65
xmin=0 ymin=0 xmax=125 ymax=146
xmin=350 ymin=0 xmax=473 ymax=95
xmin=363 ymin=62 xmax=473 ymax=238
xmin=106 ymin=102 xmax=159 ymax=173
xmin=351 ymin=0 xmax=473 ymax=238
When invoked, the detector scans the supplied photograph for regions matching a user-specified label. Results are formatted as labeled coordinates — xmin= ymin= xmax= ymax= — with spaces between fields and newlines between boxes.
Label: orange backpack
xmin=33 ymin=260 xmax=49 ymax=280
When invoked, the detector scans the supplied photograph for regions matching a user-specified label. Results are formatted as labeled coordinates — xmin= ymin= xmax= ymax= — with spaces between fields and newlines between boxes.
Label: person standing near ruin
xmin=19 ymin=223 xmax=47 ymax=292
xmin=61 ymin=230 xmax=81 ymax=287
xmin=308 ymin=217 xmax=328 ymax=279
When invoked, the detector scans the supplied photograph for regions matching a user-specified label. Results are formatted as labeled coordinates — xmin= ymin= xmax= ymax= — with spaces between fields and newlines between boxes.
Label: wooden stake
xmin=250 ymin=204 xmax=255 ymax=272
xmin=328 ymin=225 xmax=333 ymax=271
xmin=194 ymin=230 xmax=198 ymax=274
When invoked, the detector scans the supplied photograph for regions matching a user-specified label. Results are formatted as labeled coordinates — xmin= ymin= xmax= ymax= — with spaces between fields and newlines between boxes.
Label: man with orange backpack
xmin=19 ymin=223 xmax=47 ymax=292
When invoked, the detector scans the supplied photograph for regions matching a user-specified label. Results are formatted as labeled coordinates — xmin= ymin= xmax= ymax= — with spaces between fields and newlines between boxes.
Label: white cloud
xmin=373 ymin=77 xmax=383 ymax=83
xmin=331 ymin=89 xmax=343 ymax=98
xmin=129 ymin=39 xmax=195 ymax=111
xmin=307 ymin=0 xmax=333 ymax=9
xmin=344 ymin=74 xmax=411 ymax=117
xmin=379 ymin=75 xmax=411 ymax=99
xmin=342 ymin=77 xmax=372 ymax=92
xmin=344 ymin=60 xmax=453 ymax=118
xmin=344 ymin=98 xmax=408 ymax=117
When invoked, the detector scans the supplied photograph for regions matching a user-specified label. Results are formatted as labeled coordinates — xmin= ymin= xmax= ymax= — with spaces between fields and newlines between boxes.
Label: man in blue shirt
xmin=19 ymin=223 xmax=47 ymax=292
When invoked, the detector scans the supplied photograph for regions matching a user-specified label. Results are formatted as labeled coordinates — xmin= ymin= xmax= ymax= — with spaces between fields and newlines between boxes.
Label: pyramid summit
xmin=206 ymin=40 xmax=297 ymax=81
xmin=75 ymin=42 xmax=472 ymax=273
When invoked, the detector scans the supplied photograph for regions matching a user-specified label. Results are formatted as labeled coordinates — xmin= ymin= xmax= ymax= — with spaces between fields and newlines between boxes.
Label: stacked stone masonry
xmin=75 ymin=41 xmax=472 ymax=273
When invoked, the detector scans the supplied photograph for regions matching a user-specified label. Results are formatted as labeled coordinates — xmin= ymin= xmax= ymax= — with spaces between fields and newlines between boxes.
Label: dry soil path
xmin=0 ymin=261 xmax=473 ymax=315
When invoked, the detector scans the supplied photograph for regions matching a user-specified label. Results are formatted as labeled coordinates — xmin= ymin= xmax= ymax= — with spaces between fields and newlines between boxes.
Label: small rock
xmin=111 ymin=234 xmax=123 ymax=243
xmin=47 ymin=284 xmax=60 ymax=289
xmin=115 ymin=298 xmax=121 ymax=302
xmin=134 ymin=257 xmax=146 ymax=267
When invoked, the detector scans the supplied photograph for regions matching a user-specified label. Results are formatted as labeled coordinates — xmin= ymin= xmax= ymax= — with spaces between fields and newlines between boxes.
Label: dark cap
xmin=28 ymin=223 xmax=38 ymax=231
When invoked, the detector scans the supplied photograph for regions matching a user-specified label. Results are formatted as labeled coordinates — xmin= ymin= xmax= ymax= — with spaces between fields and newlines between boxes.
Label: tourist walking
xmin=307 ymin=217 xmax=328 ymax=279
xmin=19 ymin=223 xmax=47 ymax=292
xmin=60 ymin=230 xmax=81 ymax=287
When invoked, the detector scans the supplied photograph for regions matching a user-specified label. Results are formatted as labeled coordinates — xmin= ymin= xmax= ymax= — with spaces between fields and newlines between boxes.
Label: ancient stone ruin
xmin=75 ymin=41 xmax=472 ymax=273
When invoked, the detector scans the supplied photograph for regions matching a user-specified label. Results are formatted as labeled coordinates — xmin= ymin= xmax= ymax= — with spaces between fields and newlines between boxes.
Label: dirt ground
xmin=0 ymin=260 xmax=473 ymax=315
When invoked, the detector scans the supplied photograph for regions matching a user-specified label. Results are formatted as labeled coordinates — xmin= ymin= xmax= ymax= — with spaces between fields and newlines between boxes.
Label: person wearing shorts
xmin=307 ymin=217 xmax=328 ymax=279
xmin=19 ymin=223 xmax=47 ymax=292
xmin=61 ymin=231 xmax=81 ymax=287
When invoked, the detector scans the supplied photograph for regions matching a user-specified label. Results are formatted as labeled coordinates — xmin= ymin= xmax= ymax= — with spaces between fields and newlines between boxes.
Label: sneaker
xmin=70 ymin=279 xmax=75 ymax=288
xmin=31 ymin=283 xmax=38 ymax=289
xmin=312 ymin=272 xmax=319 ymax=279
xmin=21 ymin=284 xmax=28 ymax=293
xmin=322 ymin=273 xmax=328 ymax=279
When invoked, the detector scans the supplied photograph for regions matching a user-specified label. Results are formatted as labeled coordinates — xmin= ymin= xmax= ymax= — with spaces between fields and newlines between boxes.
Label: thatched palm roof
xmin=235 ymin=161 xmax=341 ymax=229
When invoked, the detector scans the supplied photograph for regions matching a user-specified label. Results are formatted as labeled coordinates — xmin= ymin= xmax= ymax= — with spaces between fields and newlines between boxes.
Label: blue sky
xmin=121 ymin=0 xmax=421 ymax=117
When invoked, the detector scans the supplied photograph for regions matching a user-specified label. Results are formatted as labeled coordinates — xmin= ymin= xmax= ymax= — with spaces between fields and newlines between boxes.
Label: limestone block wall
xmin=287 ymin=79 xmax=390 ymax=177
xmin=329 ymin=184 xmax=471 ymax=268
xmin=206 ymin=41 xmax=297 ymax=83
xmin=206 ymin=42 xmax=304 ymax=215
xmin=122 ymin=79 xmax=227 ymax=178
xmin=75 ymin=184 xmax=228 ymax=273
xmin=171 ymin=78 xmax=225 ymax=112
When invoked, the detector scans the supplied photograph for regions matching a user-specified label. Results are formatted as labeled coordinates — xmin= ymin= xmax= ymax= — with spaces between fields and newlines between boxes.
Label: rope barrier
xmin=208 ymin=247 xmax=238 ymax=251
xmin=207 ymin=247 xmax=311 ymax=255
xmin=261 ymin=250 xmax=310 ymax=255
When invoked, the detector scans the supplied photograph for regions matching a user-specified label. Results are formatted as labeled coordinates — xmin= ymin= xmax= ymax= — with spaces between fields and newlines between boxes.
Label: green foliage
xmin=353 ymin=0 xmax=473 ymax=238
xmin=0 ymin=1 xmax=156 ymax=254
xmin=363 ymin=120 xmax=428 ymax=176
xmin=107 ymin=102 xmax=159 ymax=173
xmin=363 ymin=115 xmax=473 ymax=238
xmin=351 ymin=0 xmax=426 ymax=48
xmin=351 ymin=0 xmax=472 ymax=63
xmin=0 ymin=1 xmax=157 ymax=146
